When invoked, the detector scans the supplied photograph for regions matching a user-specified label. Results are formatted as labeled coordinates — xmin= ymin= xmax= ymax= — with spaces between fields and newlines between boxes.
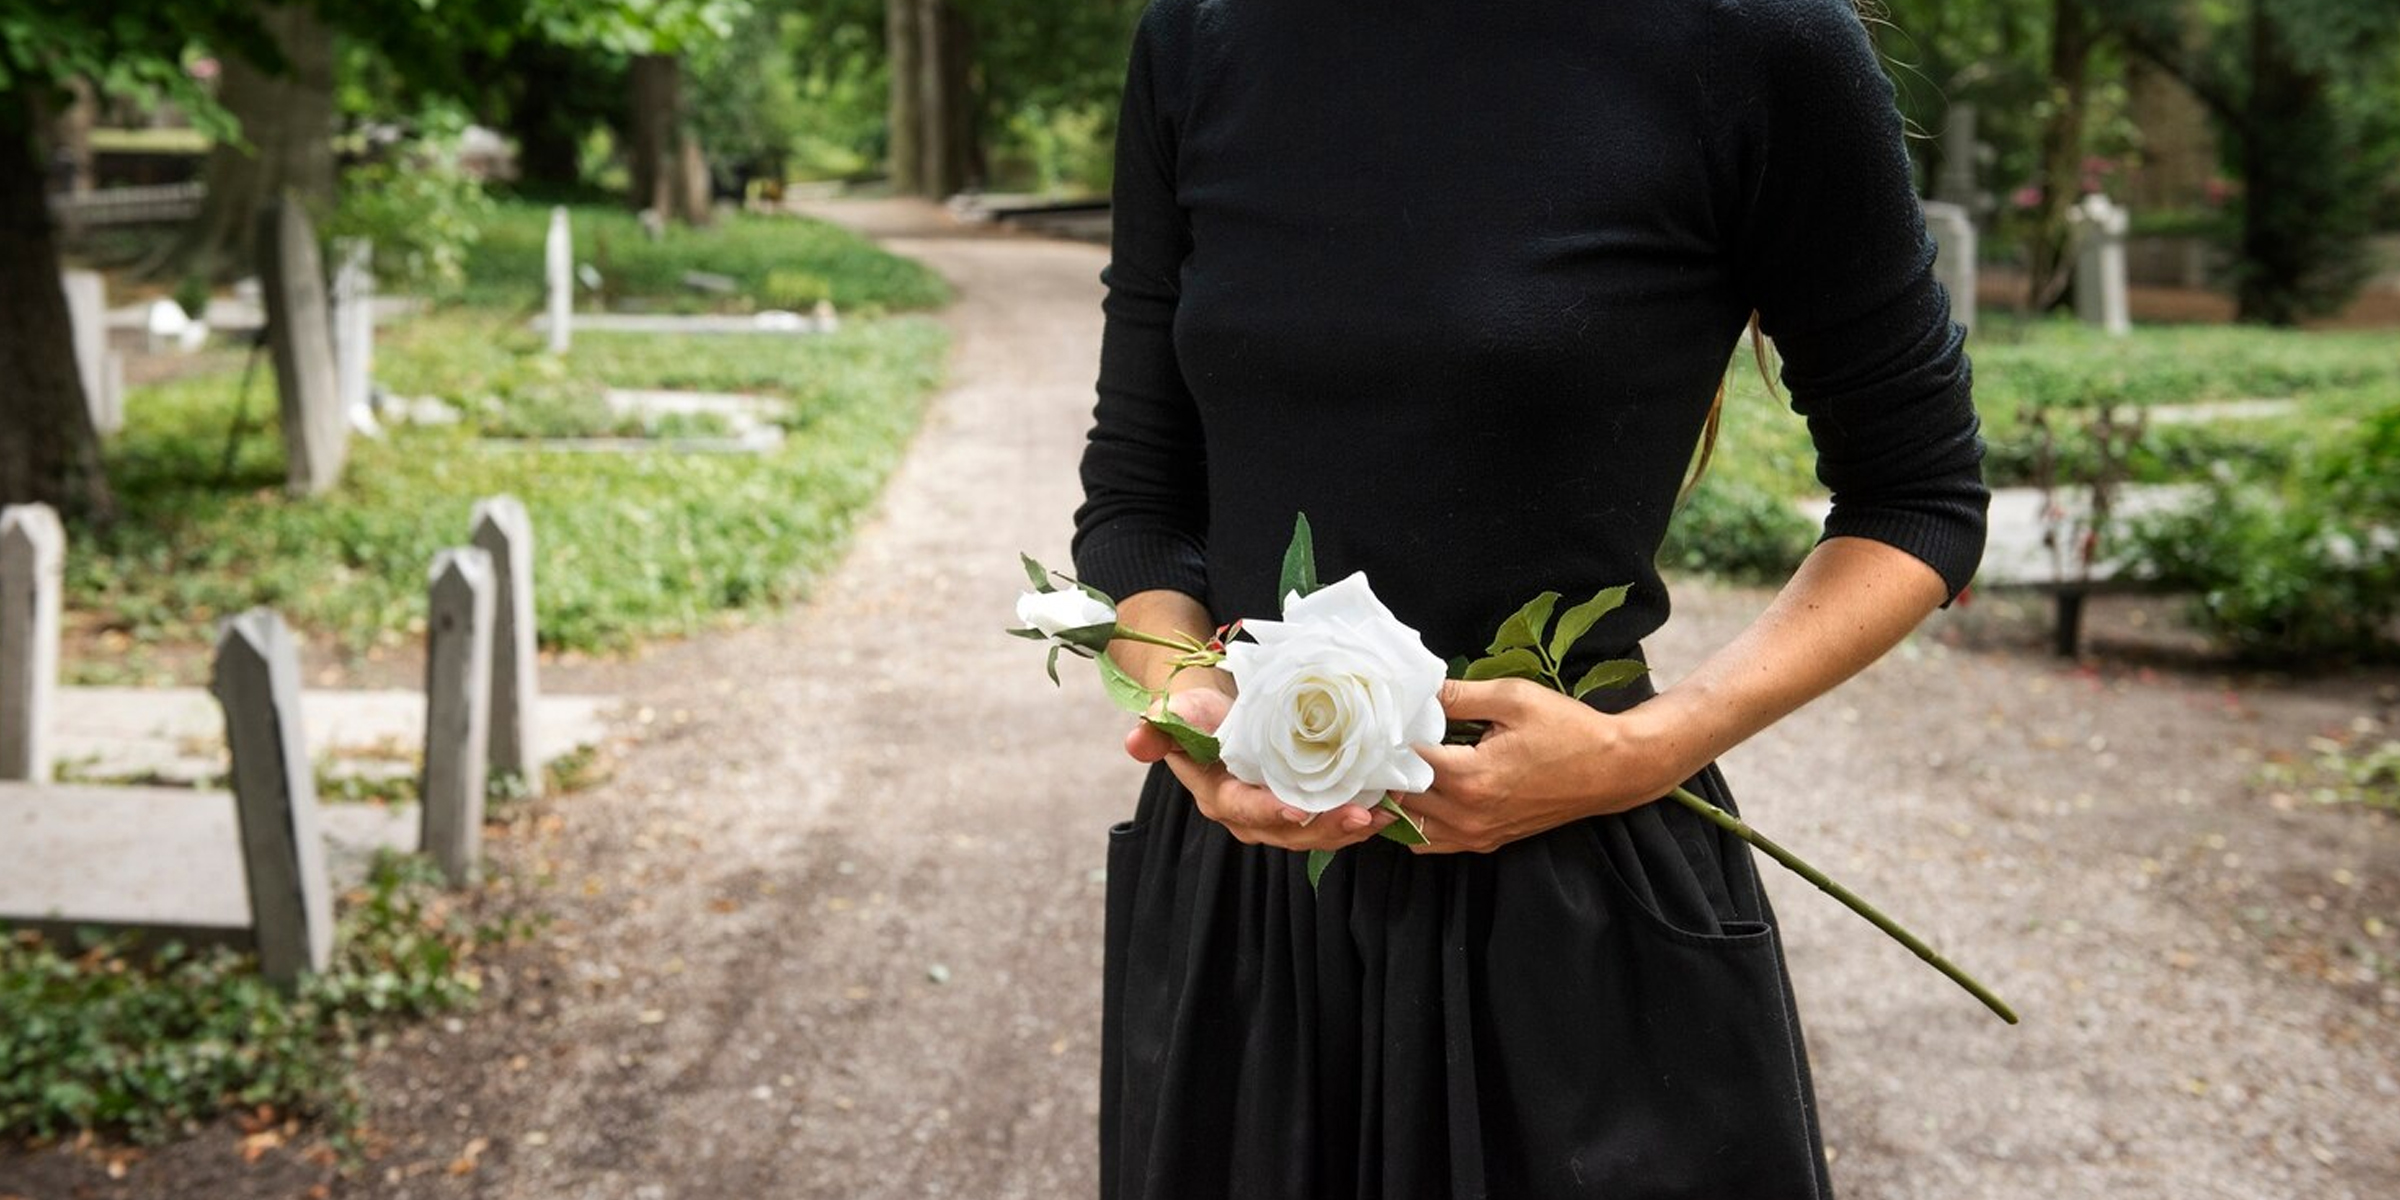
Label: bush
xmin=2127 ymin=403 xmax=2400 ymax=660
xmin=1657 ymin=475 xmax=1818 ymax=582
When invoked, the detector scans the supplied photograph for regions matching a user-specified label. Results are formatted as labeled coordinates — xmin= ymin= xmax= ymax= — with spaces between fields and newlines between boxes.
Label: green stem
xmin=1110 ymin=626 xmax=1206 ymax=653
xmin=1665 ymin=786 xmax=2020 ymax=1025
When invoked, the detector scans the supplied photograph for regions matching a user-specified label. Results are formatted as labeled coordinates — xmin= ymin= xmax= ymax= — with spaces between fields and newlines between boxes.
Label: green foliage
xmin=324 ymin=132 xmax=498 ymax=295
xmin=458 ymin=201 xmax=951 ymax=313
xmin=0 ymin=852 xmax=515 ymax=1144
xmin=2126 ymin=403 xmax=2400 ymax=660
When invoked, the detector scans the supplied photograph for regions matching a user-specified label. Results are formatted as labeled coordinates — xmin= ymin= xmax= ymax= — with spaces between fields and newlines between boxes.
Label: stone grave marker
xmin=471 ymin=496 xmax=541 ymax=796
xmin=1 ymin=505 xmax=64 ymax=782
xmin=257 ymin=197 xmax=350 ymax=493
xmin=330 ymin=237 xmax=376 ymax=432
xmin=211 ymin=609 xmax=334 ymax=985
xmin=421 ymin=548 xmax=495 ymax=887
xmin=1921 ymin=200 xmax=1978 ymax=334
xmin=60 ymin=268 xmax=123 ymax=436
xmin=546 ymin=207 xmax=573 ymax=354
xmin=2071 ymin=194 xmax=2132 ymax=336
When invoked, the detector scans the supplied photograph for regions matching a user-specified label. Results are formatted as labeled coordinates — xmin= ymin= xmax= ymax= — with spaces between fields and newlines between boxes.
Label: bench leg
xmin=2054 ymin=592 xmax=2086 ymax=658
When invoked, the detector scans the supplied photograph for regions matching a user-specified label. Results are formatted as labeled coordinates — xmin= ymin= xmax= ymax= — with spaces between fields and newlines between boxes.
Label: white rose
xmin=1016 ymin=587 xmax=1117 ymax=643
xmin=1217 ymin=572 xmax=1448 ymax=813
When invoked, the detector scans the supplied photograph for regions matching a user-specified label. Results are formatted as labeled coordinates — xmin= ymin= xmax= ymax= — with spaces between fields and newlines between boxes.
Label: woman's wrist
xmin=1601 ymin=690 xmax=1719 ymax=809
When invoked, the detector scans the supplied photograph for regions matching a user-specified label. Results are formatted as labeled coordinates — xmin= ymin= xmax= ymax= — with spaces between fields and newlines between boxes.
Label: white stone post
xmin=331 ymin=237 xmax=376 ymax=429
xmin=1922 ymin=200 xmax=1979 ymax=335
xmin=60 ymin=269 xmax=118 ymax=436
xmin=421 ymin=548 xmax=495 ymax=887
xmin=2071 ymin=194 xmax=2132 ymax=336
xmin=257 ymin=197 xmax=350 ymax=494
xmin=546 ymin=207 xmax=574 ymax=354
xmin=211 ymin=609 xmax=335 ymax=986
xmin=471 ymin=496 xmax=541 ymax=795
xmin=0 ymin=505 xmax=65 ymax=782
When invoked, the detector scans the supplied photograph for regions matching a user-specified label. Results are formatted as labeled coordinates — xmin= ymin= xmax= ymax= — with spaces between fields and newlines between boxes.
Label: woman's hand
xmin=1124 ymin=685 xmax=1398 ymax=852
xmin=1400 ymin=678 xmax=1689 ymax=855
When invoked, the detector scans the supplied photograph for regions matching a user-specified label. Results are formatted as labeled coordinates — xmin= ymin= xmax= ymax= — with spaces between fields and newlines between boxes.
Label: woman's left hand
xmin=1400 ymin=678 xmax=1687 ymax=855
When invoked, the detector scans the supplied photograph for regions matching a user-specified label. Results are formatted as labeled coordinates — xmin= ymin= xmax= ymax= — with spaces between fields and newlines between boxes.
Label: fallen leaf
xmin=238 ymin=1129 xmax=285 ymax=1164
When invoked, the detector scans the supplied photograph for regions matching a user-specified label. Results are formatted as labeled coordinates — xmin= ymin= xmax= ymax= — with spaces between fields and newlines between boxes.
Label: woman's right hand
xmin=1124 ymin=685 xmax=1397 ymax=852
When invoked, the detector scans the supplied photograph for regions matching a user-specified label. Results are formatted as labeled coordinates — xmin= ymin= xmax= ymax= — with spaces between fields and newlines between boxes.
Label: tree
xmin=0 ymin=0 xmax=284 ymax=514
xmin=165 ymin=2 xmax=337 ymax=282
xmin=2102 ymin=0 xmax=2399 ymax=322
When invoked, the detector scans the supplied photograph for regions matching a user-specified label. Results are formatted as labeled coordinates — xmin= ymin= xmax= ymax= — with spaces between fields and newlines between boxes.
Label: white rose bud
xmin=1016 ymin=587 xmax=1117 ymax=644
xmin=1218 ymin=572 xmax=1447 ymax=813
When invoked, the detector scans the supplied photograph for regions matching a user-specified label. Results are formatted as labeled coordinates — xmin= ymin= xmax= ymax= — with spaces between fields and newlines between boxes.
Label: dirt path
xmin=8 ymin=199 xmax=2397 ymax=1200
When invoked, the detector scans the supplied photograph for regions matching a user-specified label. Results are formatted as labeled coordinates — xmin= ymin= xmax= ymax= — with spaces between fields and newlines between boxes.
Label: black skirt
xmin=1098 ymin=684 xmax=1834 ymax=1200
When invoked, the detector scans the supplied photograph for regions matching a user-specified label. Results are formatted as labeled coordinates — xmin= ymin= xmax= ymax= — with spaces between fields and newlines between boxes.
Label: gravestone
xmin=257 ymin=197 xmax=350 ymax=493
xmin=2070 ymin=195 xmax=2132 ymax=336
xmin=1935 ymin=103 xmax=1981 ymax=213
xmin=546 ymin=207 xmax=573 ymax=354
xmin=0 ymin=506 xmax=64 ymax=782
xmin=1921 ymin=200 xmax=1978 ymax=334
xmin=211 ymin=610 xmax=334 ymax=986
xmin=330 ymin=238 xmax=375 ymax=431
xmin=421 ymin=548 xmax=495 ymax=887
xmin=471 ymin=497 xmax=542 ymax=796
xmin=60 ymin=269 xmax=121 ymax=436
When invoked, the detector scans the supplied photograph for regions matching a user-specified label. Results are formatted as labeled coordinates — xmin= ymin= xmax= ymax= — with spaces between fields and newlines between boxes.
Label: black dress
xmin=1071 ymin=1 xmax=1989 ymax=1196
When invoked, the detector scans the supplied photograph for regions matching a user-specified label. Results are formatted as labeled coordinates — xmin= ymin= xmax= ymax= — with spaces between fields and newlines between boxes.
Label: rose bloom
xmin=1017 ymin=588 xmax=1117 ymax=643
xmin=1218 ymin=572 xmax=1447 ymax=813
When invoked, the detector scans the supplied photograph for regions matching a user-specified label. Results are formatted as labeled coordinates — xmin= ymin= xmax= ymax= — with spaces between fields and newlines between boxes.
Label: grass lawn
xmin=1662 ymin=316 xmax=2400 ymax=581
xmin=68 ymin=204 xmax=952 ymax=683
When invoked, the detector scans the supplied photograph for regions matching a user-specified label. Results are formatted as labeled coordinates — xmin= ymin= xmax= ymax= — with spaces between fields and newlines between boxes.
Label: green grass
xmin=71 ymin=311 xmax=949 ymax=664
xmin=1661 ymin=316 xmax=2400 ymax=582
xmin=455 ymin=201 xmax=952 ymax=314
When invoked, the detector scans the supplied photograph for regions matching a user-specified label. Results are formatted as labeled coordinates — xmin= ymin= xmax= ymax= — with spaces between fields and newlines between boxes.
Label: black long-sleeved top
xmin=1072 ymin=0 xmax=1988 ymax=674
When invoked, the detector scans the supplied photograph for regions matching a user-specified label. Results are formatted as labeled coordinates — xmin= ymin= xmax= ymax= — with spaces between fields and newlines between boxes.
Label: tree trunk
xmin=0 ymin=98 xmax=113 ymax=517
xmin=2233 ymin=9 xmax=2346 ymax=325
xmin=506 ymin=43 xmax=587 ymax=190
xmin=887 ymin=0 xmax=924 ymax=194
xmin=628 ymin=54 xmax=678 ymax=215
xmin=162 ymin=2 xmax=335 ymax=282
xmin=2027 ymin=0 xmax=2094 ymax=311
xmin=937 ymin=2 xmax=982 ymax=193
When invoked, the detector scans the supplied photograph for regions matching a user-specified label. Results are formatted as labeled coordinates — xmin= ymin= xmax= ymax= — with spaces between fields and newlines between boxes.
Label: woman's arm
xmin=1403 ymin=538 xmax=1945 ymax=852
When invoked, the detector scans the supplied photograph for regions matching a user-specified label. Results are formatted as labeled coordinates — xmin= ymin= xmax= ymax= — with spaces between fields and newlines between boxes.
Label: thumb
xmin=1437 ymin=677 xmax=1531 ymax=722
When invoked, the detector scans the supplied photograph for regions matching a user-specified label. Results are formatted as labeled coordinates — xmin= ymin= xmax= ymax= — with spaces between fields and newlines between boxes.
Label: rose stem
xmin=1109 ymin=626 xmax=1209 ymax=653
xmin=1667 ymin=785 xmax=2020 ymax=1026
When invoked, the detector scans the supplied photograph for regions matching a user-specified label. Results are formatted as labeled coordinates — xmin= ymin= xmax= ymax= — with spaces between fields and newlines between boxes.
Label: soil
xmin=6 ymin=199 xmax=2397 ymax=1200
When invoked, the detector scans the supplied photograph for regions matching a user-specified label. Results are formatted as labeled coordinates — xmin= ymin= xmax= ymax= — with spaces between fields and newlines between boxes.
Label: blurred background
xmin=0 ymin=1 xmax=2395 ymax=1197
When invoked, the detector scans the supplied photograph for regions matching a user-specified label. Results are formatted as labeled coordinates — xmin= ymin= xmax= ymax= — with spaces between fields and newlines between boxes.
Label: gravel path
xmin=7 ymin=199 xmax=2396 ymax=1200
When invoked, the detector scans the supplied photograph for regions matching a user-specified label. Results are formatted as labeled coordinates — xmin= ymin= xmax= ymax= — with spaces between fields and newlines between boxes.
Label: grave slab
xmin=0 ymin=781 xmax=414 ymax=932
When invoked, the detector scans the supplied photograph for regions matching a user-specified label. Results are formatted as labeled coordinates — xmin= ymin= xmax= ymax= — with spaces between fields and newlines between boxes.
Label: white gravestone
xmin=2070 ymin=194 xmax=2132 ymax=336
xmin=60 ymin=269 xmax=121 ymax=436
xmin=0 ymin=505 xmax=65 ymax=782
xmin=256 ymin=198 xmax=350 ymax=493
xmin=1921 ymin=200 xmax=1978 ymax=335
xmin=546 ymin=207 xmax=573 ymax=354
xmin=471 ymin=497 xmax=541 ymax=796
xmin=211 ymin=609 xmax=335 ymax=986
xmin=421 ymin=547 xmax=495 ymax=887
xmin=330 ymin=238 xmax=377 ymax=434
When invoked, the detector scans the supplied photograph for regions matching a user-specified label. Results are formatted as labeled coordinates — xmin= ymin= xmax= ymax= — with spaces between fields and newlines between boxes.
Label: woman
xmin=1071 ymin=0 xmax=1988 ymax=1196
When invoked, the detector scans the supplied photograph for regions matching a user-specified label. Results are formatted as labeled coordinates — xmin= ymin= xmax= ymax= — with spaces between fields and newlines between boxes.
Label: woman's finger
xmin=1436 ymin=677 xmax=1532 ymax=722
xmin=1125 ymin=720 xmax=1176 ymax=763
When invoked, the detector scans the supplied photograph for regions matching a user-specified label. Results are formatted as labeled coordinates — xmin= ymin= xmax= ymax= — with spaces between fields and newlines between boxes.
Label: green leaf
xmin=1571 ymin=658 xmax=1651 ymax=698
xmin=1463 ymin=648 xmax=1545 ymax=681
xmin=1095 ymin=652 xmax=1155 ymax=715
xmin=1306 ymin=849 xmax=1334 ymax=891
xmin=1005 ymin=627 xmax=1050 ymax=641
xmin=1375 ymin=795 xmax=1430 ymax=846
xmin=1548 ymin=585 xmax=1631 ymax=663
xmin=1487 ymin=591 xmax=1561 ymax=655
xmin=1147 ymin=710 xmax=1222 ymax=765
xmin=1045 ymin=646 xmax=1061 ymax=686
xmin=1445 ymin=654 xmax=1471 ymax=680
xmin=1278 ymin=513 xmax=1318 ymax=606
xmin=1020 ymin=553 xmax=1052 ymax=591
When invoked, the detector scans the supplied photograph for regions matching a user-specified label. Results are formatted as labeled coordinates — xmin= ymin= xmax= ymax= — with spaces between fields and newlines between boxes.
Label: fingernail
xmin=1282 ymin=809 xmax=1308 ymax=825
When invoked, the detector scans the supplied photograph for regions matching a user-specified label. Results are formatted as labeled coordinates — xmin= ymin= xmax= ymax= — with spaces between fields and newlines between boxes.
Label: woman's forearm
xmin=1626 ymin=535 xmax=1953 ymax=784
xmin=1109 ymin=588 xmax=1231 ymax=696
